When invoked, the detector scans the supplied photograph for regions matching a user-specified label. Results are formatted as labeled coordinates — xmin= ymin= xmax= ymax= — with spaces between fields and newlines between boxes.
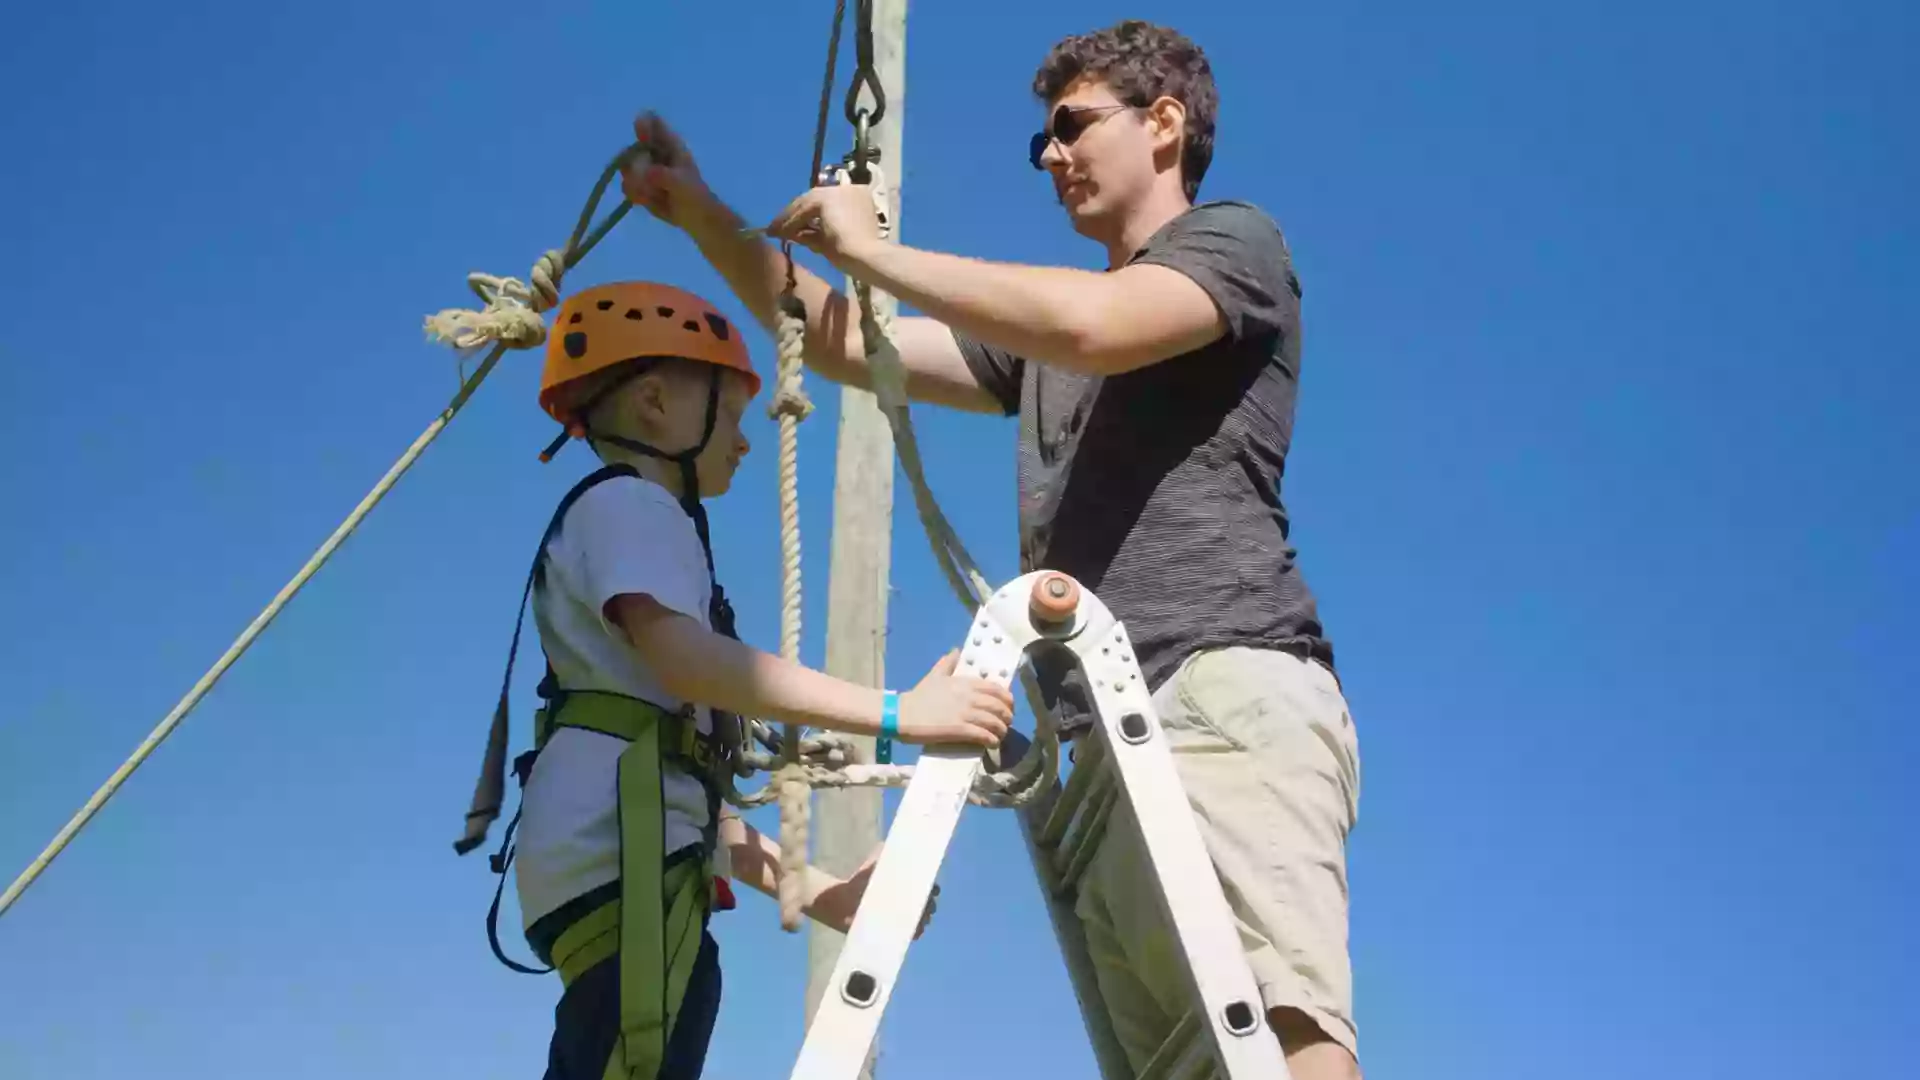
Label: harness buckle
xmin=664 ymin=703 xmax=722 ymax=773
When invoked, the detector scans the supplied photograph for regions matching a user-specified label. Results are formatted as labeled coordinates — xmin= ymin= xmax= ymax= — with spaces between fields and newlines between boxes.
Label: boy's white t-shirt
xmin=514 ymin=472 xmax=732 ymax=931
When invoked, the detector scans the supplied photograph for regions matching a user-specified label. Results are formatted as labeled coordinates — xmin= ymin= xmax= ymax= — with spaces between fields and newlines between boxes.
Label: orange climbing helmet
xmin=538 ymin=281 xmax=761 ymax=434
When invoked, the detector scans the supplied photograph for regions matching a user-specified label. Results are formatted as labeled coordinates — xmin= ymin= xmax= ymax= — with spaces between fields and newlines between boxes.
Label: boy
xmin=455 ymin=280 xmax=1015 ymax=1080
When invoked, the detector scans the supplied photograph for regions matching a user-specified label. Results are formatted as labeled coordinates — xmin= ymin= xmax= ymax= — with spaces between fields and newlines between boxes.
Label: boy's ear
xmin=625 ymin=369 xmax=673 ymax=427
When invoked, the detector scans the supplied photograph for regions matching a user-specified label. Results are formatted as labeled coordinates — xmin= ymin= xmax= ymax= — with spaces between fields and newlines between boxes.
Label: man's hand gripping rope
xmin=746 ymin=160 xmax=1064 ymax=812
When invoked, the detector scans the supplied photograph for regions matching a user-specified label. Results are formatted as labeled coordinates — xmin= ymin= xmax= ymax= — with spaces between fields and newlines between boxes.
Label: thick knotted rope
xmin=422 ymin=250 xmax=569 ymax=351
xmin=425 ymin=141 xmax=638 ymax=352
xmin=770 ymin=291 xmax=817 ymax=932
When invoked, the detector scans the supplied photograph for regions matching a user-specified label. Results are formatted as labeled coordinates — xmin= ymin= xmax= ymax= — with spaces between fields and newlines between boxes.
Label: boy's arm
xmin=611 ymin=593 xmax=888 ymax=737
xmin=610 ymin=594 xmax=1009 ymax=750
xmin=718 ymin=811 xmax=854 ymax=932
xmin=564 ymin=478 xmax=1007 ymax=742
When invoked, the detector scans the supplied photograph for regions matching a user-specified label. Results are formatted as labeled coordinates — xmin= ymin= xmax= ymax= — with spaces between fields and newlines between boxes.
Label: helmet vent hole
xmin=596 ymin=300 xmax=614 ymax=311
xmin=655 ymin=306 xmax=675 ymax=318
xmin=682 ymin=319 xmax=701 ymax=332
xmin=624 ymin=308 xmax=645 ymax=320
xmin=563 ymin=332 xmax=589 ymax=359
xmin=703 ymin=313 xmax=732 ymax=341
xmin=568 ymin=312 xmax=583 ymax=324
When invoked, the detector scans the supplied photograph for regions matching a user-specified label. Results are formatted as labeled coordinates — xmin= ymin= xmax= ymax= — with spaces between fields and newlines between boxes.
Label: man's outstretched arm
xmin=845 ymin=241 xmax=1227 ymax=377
xmin=620 ymin=112 xmax=1004 ymax=415
xmin=679 ymin=198 xmax=1006 ymax=415
xmin=763 ymin=184 xmax=1230 ymax=378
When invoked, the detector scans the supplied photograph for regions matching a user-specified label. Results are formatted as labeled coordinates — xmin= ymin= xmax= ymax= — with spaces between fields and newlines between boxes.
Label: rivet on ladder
xmin=842 ymin=970 xmax=880 ymax=1008
xmin=1222 ymin=1000 xmax=1259 ymax=1036
xmin=1119 ymin=712 xmax=1151 ymax=744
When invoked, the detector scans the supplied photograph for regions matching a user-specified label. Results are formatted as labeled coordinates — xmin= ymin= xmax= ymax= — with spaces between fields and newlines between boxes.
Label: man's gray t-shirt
xmin=953 ymin=199 xmax=1334 ymax=737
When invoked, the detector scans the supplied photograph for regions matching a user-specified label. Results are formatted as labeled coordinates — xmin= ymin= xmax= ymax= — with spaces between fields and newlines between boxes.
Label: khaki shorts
xmin=1072 ymin=645 xmax=1363 ymax=1066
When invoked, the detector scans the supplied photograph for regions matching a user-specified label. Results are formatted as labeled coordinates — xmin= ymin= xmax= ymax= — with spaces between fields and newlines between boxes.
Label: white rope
xmin=707 ymin=168 xmax=1066 ymax=936
xmin=855 ymin=285 xmax=990 ymax=609
xmin=854 ymin=279 xmax=1062 ymax=807
xmin=2 ymin=234 xmax=588 ymax=920
xmin=723 ymin=168 xmax=1065 ymax=818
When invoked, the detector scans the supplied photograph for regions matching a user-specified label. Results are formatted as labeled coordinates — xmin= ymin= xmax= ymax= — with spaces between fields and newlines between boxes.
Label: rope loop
xmin=422 ymin=142 xmax=647 ymax=355
xmin=422 ymin=252 xmax=565 ymax=353
xmin=770 ymin=295 xmax=815 ymax=422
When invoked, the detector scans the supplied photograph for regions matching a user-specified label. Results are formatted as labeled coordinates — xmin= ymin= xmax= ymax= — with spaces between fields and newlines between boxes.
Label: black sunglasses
xmin=1029 ymin=103 xmax=1133 ymax=169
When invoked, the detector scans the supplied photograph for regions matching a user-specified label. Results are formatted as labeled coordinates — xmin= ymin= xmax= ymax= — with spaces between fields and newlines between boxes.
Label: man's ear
xmin=1147 ymin=95 xmax=1186 ymax=155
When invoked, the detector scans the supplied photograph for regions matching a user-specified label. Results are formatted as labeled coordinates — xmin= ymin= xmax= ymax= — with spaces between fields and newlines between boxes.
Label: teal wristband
xmin=877 ymin=690 xmax=898 ymax=765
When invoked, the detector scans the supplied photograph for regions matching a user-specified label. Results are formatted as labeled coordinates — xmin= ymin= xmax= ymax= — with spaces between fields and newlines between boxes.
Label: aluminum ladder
xmin=787 ymin=571 xmax=1294 ymax=1080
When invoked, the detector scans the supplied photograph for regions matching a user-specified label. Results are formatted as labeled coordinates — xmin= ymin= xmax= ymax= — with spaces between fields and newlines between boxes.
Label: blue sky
xmin=2 ymin=1 xmax=1915 ymax=1078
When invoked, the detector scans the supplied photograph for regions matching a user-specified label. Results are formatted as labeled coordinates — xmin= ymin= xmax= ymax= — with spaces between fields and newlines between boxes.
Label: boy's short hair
xmin=551 ymin=355 xmax=708 ymax=444
xmin=1032 ymin=20 xmax=1218 ymax=201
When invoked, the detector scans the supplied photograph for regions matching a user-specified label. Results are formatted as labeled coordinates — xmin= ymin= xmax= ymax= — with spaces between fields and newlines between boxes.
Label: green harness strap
xmin=539 ymin=691 xmax=720 ymax=1080
xmin=456 ymin=463 xmax=745 ymax=1080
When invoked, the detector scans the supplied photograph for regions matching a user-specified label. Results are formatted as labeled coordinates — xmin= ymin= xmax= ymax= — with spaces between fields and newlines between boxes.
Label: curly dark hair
xmin=1032 ymin=20 xmax=1217 ymax=201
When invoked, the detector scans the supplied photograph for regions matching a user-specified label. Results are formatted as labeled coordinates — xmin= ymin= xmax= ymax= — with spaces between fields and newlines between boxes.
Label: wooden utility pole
xmin=808 ymin=0 xmax=906 ymax=1076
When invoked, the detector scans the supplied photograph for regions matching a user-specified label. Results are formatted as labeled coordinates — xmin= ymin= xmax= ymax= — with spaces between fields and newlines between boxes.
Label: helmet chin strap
xmin=539 ymin=363 xmax=737 ymax=636
xmin=592 ymin=365 xmax=724 ymax=574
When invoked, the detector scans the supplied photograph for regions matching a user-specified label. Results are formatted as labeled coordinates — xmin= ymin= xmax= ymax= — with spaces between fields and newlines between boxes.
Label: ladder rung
xmin=1038 ymin=733 xmax=1108 ymax=849
xmin=1052 ymin=770 xmax=1117 ymax=895
xmin=1136 ymin=1010 xmax=1202 ymax=1080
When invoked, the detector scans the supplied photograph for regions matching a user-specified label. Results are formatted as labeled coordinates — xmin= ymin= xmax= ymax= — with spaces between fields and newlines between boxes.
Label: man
xmin=622 ymin=19 xmax=1362 ymax=1080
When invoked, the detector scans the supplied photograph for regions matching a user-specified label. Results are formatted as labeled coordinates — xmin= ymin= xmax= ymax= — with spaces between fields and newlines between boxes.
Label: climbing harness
xmin=469 ymin=459 xmax=737 ymax=1080
xmin=457 ymin=277 xmax=784 ymax=1078
xmin=455 ymin=280 xmax=761 ymax=860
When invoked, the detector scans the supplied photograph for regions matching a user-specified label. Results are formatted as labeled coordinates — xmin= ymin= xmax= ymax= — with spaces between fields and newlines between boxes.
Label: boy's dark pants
xmin=544 ymin=928 xmax=724 ymax=1080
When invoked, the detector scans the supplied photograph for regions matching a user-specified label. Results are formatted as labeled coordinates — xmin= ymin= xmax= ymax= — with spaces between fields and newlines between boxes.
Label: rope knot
xmin=422 ymin=248 xmax=571 ymax=353
xmin=769 ymin=292 xmax=814 ymax=420
xmin=770 ymin=382 xmax=815 ymax=421
xmin=527 ymin=248 xmax=567 ymax=312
